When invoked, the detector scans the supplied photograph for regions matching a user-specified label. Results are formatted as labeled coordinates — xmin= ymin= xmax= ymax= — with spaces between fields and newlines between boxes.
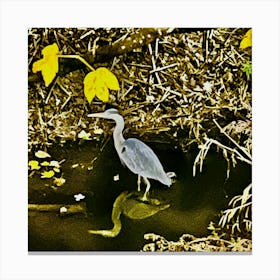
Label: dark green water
xmin=28 ymin=140 xmax=251 ymax=251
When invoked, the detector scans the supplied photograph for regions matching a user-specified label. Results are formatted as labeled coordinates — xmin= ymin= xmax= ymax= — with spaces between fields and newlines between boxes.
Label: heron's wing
xmin=120 ymin=138 xmax=165 ymax=178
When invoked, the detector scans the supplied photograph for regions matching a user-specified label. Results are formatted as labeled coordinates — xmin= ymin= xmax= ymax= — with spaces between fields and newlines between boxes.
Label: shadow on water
xmin=28 ymin=140 xmax=251 ymax=251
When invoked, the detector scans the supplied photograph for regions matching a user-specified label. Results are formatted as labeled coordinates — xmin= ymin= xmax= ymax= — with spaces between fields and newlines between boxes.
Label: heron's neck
xmin=112 ymin=115 xmax=125 ymax=152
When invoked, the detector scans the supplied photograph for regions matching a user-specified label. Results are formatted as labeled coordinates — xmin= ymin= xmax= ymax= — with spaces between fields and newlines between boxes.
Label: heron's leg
xmin=137 ymin=175 xmax=141 ymax=192
xmin=142 ymin=177 xmax=151 ymax=201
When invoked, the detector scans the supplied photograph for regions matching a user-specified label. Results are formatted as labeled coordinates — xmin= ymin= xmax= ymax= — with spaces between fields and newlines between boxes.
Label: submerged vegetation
xmin=28 ymin=28 xmax=252 ymax=251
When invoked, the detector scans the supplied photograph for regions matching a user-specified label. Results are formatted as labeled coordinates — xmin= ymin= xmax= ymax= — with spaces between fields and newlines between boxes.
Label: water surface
xmin=28 ymin=140 xmax=251 ymax=251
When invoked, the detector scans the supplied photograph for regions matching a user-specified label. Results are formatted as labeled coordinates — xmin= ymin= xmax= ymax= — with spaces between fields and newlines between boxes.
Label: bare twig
xmin=213 ymin=119 xmax=252 ymax=160
xmin=58 ymin=54 xmax=95 ymax=71
xmin=149 ymin=62 xmax=178 ymax=74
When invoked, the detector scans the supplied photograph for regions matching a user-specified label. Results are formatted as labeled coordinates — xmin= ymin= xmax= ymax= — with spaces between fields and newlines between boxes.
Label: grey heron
xmin=88 ymin=108 xmax=173 ymax=200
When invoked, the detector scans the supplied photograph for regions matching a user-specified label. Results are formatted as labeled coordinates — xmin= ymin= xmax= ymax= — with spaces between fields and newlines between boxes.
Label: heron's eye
xmin=121 ymin=146 xmax=126 ymax=153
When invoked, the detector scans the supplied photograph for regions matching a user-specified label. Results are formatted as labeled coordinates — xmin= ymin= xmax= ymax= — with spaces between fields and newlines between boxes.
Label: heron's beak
xmin=88 ymin=113 xmax=104 ymax=118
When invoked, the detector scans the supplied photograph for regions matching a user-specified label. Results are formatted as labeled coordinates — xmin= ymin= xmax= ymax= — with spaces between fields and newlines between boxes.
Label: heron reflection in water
xmin=88 ymin=109 xmax=174 ymax=200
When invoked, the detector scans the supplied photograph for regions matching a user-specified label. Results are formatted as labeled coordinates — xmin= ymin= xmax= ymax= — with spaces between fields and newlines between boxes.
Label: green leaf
xmin=242 ymin=61 xmax=252 ymax=79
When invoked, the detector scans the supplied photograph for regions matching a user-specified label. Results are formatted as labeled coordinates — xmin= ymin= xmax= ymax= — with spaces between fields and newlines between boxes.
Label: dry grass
xmin=142 ymin=231 xmax=252 ymax=252
xmin=28 ymin=28 xmax=251 ymax=152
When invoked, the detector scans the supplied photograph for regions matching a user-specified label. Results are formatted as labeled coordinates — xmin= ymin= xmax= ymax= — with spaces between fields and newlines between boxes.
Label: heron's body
xmin=119 ymin=138 xmax=171 ymax=186
xmin=88 ymin=109 xmax=172 ymax=200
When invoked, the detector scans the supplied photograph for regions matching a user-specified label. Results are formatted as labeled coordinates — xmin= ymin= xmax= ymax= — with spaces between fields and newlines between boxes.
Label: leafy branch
xmin=32 ymin=43 xmax=120 ymax=103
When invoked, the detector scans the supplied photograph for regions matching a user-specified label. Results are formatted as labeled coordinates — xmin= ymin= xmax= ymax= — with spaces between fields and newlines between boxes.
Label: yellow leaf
xmin=41 ymin=170 xmax=55 ymax=178
xmin=43 ymin=57 xmax=59 ymax=86
xmin=95 ymin=79 xmax=109 ymax=102
xmin=35 ymin=150 xmax=51 ymax=158
xmin=32 ymin=59 xmax=45 ymax=73
xmin=41 ymin=43 xmax=59 ymax=58
xmin=240 ymin=29 xmax=252 ymax=49
xmin=95 ymin=67 xmax=120 ymax=90
xmin=32 ymin=43 xmax=59 ymax=87
xmin=54 ymin=177 xmax=66 ymax=187
xmin=41 ymin=161 xmax=50 ymax=166
xmin=28 ymin=160 xmax=40 ymax=170
xmin=53 ymin=167 xmax=60 ymax=173
xmin=84 ymin=71 xmax=97 ymax=104
xmin=83 ymin=68 xmax=119 ymax=103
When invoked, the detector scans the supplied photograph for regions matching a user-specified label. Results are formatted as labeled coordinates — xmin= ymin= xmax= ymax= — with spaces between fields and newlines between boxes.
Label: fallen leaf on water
xmin=60 ymin=207 xmax=68 ymax=214
xmin=74 ymin=193 xmax=85 ymax=201
xmin=49 ymin=160 xmax=60 ymax=168
xmin=28 ymin=160 xmax=40 ymax=170
xmin=53 ymin=167 xmax=60 ymax=173
xmin=41 ymin=170 xmax=55 ymax=178
xmin=41 ymin=161 xmax=50 ymax=166
xmin=35 ymin=150 xmax=51 ymax=159
xmin=54 ymin=177 xmax=66 ymax=186
xmin=113 ymin=174 xmax=120 ymax=181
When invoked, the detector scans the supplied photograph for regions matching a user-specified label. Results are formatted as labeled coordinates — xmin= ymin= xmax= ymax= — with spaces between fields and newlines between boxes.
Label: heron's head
xmin=88 ymin=108 xmax=120 ymax=120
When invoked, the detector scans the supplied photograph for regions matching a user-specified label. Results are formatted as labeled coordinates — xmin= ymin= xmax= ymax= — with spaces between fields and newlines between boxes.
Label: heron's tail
xmin=160 ymin=175 xmax=172 ymax=187
xmin=163 ymin=171 xmax=176 ymax=187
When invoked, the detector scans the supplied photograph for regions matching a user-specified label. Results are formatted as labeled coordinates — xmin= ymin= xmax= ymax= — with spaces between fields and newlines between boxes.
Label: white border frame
xmin=1 ymin=0 xmax=280 ymax=279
